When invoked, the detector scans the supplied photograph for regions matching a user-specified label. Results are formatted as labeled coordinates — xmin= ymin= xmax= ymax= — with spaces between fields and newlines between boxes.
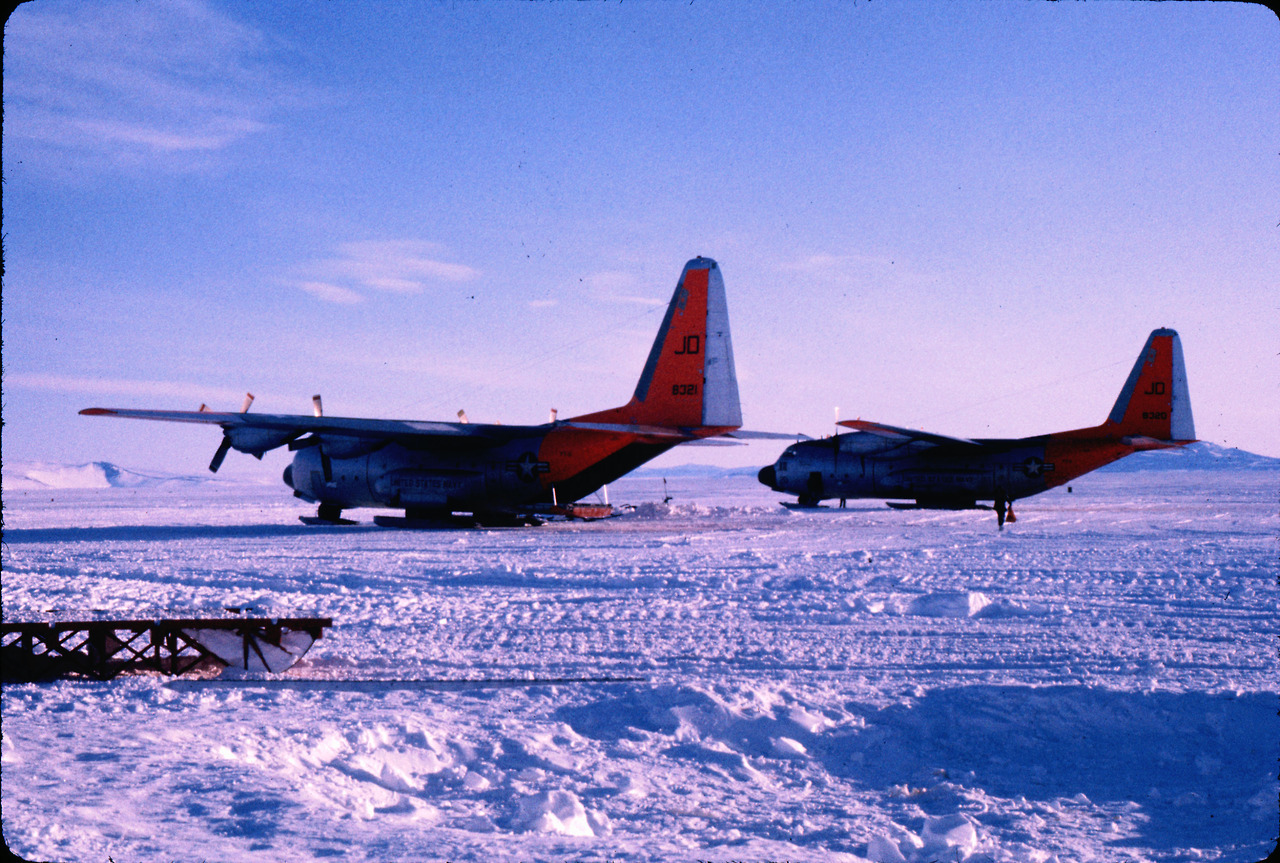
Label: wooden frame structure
xmin=1 ymin=617 xmax=332 ymax=681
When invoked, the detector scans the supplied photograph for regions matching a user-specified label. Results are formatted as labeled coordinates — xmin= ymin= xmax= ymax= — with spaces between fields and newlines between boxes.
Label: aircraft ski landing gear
xmin=371 ymin=509 xmax=544 ymax=528
xmin=300 ymin=503 xmax=358 ymax=526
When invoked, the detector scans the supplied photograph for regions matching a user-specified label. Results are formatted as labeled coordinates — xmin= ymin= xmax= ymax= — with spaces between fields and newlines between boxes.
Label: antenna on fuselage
xmin=312 ymin=395 xmax=323 ymax=417
xmin=457 ymin=409 xmax=469 ymax=424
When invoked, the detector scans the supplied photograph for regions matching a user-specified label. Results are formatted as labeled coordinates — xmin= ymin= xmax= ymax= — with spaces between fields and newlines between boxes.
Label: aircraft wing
xmin=837 ymin=419 xmax=981 ymax=447
xmin=78 ymin=407 xmax=743 ymax=462
xmin=80 ymin=407 xmax=500 ymax=439
xmin=79 ymin=407 xmax=548 ymax=470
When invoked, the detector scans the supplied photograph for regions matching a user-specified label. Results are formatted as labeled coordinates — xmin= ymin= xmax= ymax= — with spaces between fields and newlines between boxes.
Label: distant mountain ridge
xmin=1 ymin=461 xmax=210 ymax=490
xmin=1093 ymin=441 xmax=1280 ymax=472
xmin=637 ymin=441 xmax=1279 ymax=479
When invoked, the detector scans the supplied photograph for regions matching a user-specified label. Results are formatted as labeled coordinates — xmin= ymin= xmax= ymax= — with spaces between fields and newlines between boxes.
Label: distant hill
xmin=631 ymin=463 xmax=762 ymax=480
xmin=1 ymin=461 xmax=210 ymax=490
xmin=637 ymin=441 xmax=1278 ymax=479
xmin=1094 ymin=441 xmax=1280 ymax=472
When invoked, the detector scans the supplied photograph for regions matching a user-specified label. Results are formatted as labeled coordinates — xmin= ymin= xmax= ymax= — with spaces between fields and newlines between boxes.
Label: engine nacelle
xmin=284 ymin=446 xmax=377 ymax=507
xmin=313 ymin=434 xmax=385 ymax=459
xmin=225 ymin=426 xmax=298 ymax=456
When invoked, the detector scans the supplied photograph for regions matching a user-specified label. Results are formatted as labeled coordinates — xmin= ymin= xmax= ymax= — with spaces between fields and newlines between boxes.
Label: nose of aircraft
xmin=282 ymin=464 xmax=294 ymax=489
xmin=757 ymin=464 xmax=777 ymax=489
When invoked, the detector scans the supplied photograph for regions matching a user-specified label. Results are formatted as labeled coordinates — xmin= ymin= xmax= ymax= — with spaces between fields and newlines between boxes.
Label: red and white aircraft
xmin=758 ymin=328 xmax=1197 ymax=526
xmin=83 ymin=257 xmax=745 ymax=526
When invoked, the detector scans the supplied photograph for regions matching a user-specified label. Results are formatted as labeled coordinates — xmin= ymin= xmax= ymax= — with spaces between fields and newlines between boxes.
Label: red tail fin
xmin=1104 ymin=328 xmax=1195 ymax=441
xmin=573 ymin=257 xmax=742 ymax=432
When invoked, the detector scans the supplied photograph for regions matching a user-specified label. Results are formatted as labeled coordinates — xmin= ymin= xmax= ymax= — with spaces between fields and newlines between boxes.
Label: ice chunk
xmin=771 ymin=736 xmax=808 ymax=758
xmin=908 ymin=591 xmax=992 ymax=617
xmin=518 ymin=790 xmax=596 ymax=837
xmin=866 ymin=833 xmax=909 ymax=863
xmin=921 ymin=813 xmax=979 ymax=857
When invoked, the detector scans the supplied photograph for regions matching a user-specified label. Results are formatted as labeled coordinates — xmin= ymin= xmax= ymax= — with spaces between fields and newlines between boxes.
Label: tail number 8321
xmin=672 ymin=383 xmax=699 ymax=396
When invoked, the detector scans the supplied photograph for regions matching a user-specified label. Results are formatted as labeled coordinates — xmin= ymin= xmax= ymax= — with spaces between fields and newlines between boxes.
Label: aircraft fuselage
xmin=284 ymin=429 xmax=675 ymax=516
xmin=757 ymin=432 xmax=1135 ymax=508
xmin=758 ymin=328 xmax=1194 ymax=512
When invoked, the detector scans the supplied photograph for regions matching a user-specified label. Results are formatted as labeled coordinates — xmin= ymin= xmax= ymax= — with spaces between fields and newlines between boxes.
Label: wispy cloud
xmin=292 ymin=240 xmax=480 ymax=304
xmin=584 ymin=270 xmax=666 ymax=306
xmin=5 ymin=0 xmax=308 ymax=170
xmin=782 ymin=253 xmax=893 ymax=278
xmin=7 ymin=373 xmax=249 ymax=406
xmin=297 ymin=281 xmax=364 ymax=305
xmin=780 ymin=252 xmax=941 ymax=290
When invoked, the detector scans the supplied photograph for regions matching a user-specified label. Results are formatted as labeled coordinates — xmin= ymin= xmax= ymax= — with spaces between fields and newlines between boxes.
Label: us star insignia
xmin=1022 ymin=456 xmax=1055 ymax=477
xmin=508 ymin=452 xmax=550 ymax=482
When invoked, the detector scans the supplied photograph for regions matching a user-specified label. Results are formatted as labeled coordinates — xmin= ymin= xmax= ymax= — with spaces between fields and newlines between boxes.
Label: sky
xmin=3 ymin=0 xmax=1278 ymax=482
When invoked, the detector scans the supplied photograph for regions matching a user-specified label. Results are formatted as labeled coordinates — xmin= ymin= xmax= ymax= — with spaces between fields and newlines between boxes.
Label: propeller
xmin=286 ymin=395 xmax=334 ymax=482
xmin=209 ymin=437 xmax=233 ymax=473
xmin=310 ymin=395 xmax=332 ymax=480
xmin=208 ymin=393 xmax=254 ymax=473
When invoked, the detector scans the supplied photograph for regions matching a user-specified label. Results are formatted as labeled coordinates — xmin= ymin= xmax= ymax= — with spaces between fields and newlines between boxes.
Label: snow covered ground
xmin=2 ymin=466 xmax=1277 ymax=862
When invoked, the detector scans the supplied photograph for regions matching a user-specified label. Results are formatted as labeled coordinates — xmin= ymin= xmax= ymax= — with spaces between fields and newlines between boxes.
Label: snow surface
xmin=2 ymin=469 xmax=1277 ymax=862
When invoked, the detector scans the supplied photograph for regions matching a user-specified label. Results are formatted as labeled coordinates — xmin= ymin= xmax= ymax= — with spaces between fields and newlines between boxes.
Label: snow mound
xmin=2 ymin=461 xmax=206 ymax=490
xmin=921 ymin=813 xmax=980 ymax=857
xmin=867 ymin=815 xmax=982 ymax=862
xmin=627 ymin=500 xmax=777 ymax=520
xmin=517 ymin=789 xmax=608 ymax=837
xmin=907 ymin=591 xmax=991 ymax=617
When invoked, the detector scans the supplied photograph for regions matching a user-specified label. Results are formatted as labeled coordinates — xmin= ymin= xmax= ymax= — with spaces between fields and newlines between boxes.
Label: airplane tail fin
xmin=572 ymin=257 xmax=742 ymax=433
xmin=1104 ymin=328 xmax=1196 ymax=442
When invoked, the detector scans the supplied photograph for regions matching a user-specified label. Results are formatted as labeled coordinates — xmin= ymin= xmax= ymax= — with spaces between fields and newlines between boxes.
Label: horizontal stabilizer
xmin=719 ymin=429 xmax=813 ymax=441
xmin=1120 ymin=435 xmax=1184 ymax=451
xmin=558 ymin=420 xmax=701 ymax=440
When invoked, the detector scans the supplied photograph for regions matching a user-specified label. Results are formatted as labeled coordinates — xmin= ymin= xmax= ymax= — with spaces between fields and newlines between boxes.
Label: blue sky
xmin=4 ymin=0 xmax=1277 ymax=480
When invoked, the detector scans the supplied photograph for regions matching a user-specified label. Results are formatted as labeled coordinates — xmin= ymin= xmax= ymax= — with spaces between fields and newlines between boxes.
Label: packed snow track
xmin=2 ymin=471 xmax=1276 ymax=862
